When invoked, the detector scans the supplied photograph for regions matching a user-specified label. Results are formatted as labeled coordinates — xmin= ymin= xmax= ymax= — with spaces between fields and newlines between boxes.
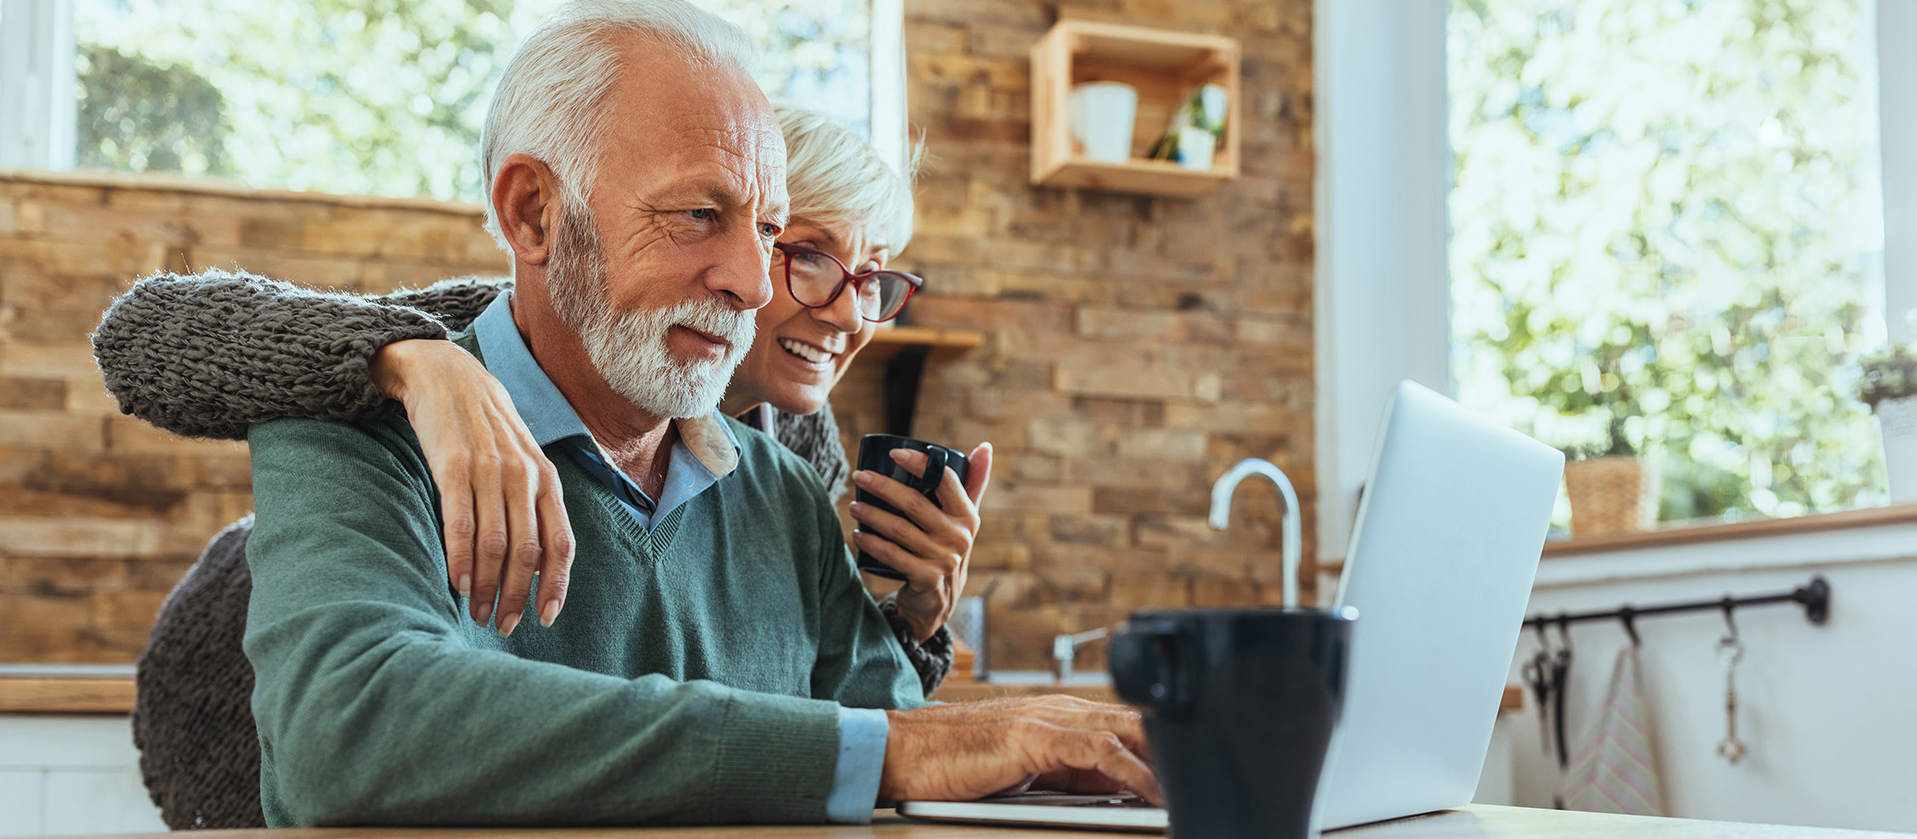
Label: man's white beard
xmin=547 ymin=207 xmax=754 ymax=419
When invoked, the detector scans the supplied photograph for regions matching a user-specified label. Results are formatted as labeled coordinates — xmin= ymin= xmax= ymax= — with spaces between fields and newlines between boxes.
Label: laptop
xmin=898 ymin=380 xmax=1565 ymax=832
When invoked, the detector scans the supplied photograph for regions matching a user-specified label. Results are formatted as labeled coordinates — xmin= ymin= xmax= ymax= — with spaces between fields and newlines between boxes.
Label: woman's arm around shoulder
xmin=92 ymin=269 xmax=508 ymax=439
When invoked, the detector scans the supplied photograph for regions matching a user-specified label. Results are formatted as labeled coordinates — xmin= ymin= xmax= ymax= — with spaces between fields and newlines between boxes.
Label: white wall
xmin=1313 ymin=0 xmax=1452 ymax=561
xmin=1500 ymin=529 xmax=1917 ymax=833
xmin=0 ymin=715 xmax=164 ymax=836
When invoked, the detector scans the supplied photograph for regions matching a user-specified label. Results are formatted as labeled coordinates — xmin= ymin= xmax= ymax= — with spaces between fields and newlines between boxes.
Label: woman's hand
xmin=370 ymin=339 xmax=575 ymax=637
xmin=850 ymin=442 xmax=994 ymax=641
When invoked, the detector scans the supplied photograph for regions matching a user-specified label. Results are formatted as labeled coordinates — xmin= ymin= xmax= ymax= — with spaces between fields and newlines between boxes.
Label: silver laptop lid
xmin=1314 ymin=381 xmax=1563 ymax=829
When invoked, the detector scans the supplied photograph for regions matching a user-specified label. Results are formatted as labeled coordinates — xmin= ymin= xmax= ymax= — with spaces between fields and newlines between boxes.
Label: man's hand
xmin=370 ymin=339 xmax=575 ymax=637
xmin=851 ymin=442 xmax=993 ymax=641
xmin=879 ymin=696 xmax=1161 ymax=805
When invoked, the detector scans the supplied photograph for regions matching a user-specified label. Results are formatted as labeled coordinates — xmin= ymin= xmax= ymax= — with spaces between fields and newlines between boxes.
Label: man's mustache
xmin=671 ymin=297 xmax=754 ymax=348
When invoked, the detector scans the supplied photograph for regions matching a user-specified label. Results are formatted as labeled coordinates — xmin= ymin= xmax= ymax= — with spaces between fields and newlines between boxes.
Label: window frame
xmin=0 ymin=0 xmax=76 ymax=170
xmin=1313 ymin=0 xmax=1917 ymax=560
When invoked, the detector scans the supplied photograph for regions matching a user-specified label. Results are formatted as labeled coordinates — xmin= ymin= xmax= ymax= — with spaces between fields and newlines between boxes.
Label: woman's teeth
xmin=779 ymin=338 xmax=833 ymax=364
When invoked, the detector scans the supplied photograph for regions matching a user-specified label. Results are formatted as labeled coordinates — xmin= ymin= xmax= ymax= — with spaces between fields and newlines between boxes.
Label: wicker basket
xmin=1564 ymin=456 xmax=1660 ymax=538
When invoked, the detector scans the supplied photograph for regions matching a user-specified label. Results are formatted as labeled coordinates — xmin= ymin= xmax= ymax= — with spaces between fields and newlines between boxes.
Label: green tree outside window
xmin=75 ymin=0 xmax=873 ymax=202
xmin=1449 ymin=0 xmax=1887 ymax=523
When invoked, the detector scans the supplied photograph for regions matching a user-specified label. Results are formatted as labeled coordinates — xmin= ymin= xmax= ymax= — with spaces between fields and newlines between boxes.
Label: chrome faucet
xmin=1209 ymin=458 xmax=1303 ymax=608
xmin=1051 ymin=626 xmax=1109 ymax=684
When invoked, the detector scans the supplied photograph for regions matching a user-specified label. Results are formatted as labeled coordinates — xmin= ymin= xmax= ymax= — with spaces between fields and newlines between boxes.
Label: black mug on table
xmin=1110 ymin=606 xmax=1358 ymax=839
xmin=853 ymin=433 xmax=970 ymax=581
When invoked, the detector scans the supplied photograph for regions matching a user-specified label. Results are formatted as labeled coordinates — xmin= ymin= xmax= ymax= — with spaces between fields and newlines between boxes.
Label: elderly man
xmin=241 ymin=0 xmax=1157 ymax=827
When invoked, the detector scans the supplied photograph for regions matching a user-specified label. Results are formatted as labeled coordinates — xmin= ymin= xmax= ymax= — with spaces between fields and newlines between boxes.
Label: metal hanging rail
xmin=1522 ymin=575 xmax=1830 ymax=634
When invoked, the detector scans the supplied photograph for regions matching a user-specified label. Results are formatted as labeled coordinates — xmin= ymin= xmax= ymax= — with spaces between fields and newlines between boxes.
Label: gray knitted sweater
xmin=96 ymin=272 xmax=954 ymax=828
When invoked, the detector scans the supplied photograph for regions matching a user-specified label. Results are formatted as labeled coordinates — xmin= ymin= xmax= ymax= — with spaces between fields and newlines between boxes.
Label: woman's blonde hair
xmin=777 ymin=105 xmax=921 ymax=255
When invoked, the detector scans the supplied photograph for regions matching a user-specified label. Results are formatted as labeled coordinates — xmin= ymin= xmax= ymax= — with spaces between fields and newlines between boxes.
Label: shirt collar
xmin=471 ymin=292 xmax=740 ymax=478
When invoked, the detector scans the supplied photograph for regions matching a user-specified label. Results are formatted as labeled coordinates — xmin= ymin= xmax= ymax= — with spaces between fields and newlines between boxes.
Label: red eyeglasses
xmin=773 ymin=241 xmax=923 ymax=322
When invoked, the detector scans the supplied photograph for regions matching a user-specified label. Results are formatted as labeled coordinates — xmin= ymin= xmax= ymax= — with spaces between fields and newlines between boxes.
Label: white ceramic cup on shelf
xmin=1068 ymin=81 xmax=1138 ymax=163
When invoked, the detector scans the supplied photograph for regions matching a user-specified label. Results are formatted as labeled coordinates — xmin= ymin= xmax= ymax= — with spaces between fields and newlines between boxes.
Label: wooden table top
xmin=69 ymin=805 xmax=1912 ymax=838
xmin=0 ymin=674 xmax=1523 ymax=715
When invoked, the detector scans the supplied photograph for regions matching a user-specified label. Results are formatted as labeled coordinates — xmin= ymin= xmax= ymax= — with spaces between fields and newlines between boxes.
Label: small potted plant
xmin=1562 ymin=410 xmax=1661 ymax=538
xmin=1855 ymin=342 xmax=1917 ymax=502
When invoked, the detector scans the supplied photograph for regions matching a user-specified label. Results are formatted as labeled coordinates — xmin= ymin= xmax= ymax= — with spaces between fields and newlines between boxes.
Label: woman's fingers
xmin=858 ymin=461 xmax=967 ymax=542
xmin=437 ymin=470 xmax=477 ymax=600
xmin=491 ymin=458 xmax=543 ymax=638
xmin=929 ymin=464 xmax=975 ymax=528
xmin=850 ymin=492 xmax=950 ymax=564
xmin=964 ymin=442 xmax=994 ymax=505
xmin=858 ymin=443 xmax=993 ymax=641
xmin=534 ymin=464 xmax=574 ymax=628
xmin=468 ymin=456 xmax=508 ymax=629
xmin=852 ymin=527 xmax=947 ymax=588
xmin=383 ymin=340 xmax=579 ymax=635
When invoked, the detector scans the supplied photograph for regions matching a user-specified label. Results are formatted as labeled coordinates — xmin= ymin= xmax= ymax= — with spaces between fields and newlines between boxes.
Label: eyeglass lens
xmin=784 ymin=249 xmax=913 ymax=321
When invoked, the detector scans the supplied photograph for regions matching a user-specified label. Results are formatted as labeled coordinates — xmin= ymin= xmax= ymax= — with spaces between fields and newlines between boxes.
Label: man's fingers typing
xmin=1047 ymin=729 xmax=1161 ymax=805
xmin=880 ymin=699 xmax=1160 ymax=805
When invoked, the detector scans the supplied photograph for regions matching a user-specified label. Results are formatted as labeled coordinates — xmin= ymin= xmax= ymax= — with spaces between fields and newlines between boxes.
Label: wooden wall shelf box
xmin=1030 ymin=20 xmax=1241 ymax=198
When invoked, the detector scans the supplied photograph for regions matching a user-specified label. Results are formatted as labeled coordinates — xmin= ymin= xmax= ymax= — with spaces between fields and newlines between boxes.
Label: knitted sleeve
xmin=877 ymin=591 xmax=955 ymax=697
xmin=92 ymin=270 xmax=509 ymax=440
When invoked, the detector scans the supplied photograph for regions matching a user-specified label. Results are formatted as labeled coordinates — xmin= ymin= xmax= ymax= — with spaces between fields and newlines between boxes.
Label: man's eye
xmin=688 ymin=208 xmax=716 ymax=221
xmin=758 ymin=222 xmax=783 ymax=239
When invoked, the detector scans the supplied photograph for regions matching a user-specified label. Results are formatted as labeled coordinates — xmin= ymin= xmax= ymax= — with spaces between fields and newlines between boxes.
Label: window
xmin=1315 ymin=0 xmax=1915 ymax=556
xmin=3 ymin=0 xmax=902 ymax=202
xmin=1447 ymin=0 xmax=1888 ymax=523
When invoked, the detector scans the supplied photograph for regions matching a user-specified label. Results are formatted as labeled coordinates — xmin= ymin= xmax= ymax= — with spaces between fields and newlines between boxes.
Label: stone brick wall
xmin=0 ymin=174 xmax=511 ymax=662
xmin=0 ymin=0 xmax=1312 ymax=672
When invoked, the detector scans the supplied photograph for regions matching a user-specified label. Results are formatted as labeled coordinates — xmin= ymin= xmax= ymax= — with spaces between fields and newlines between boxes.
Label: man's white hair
xmin=481 ymin=0 xmax=759 ymax=251
xmin=777 ymin=105 xmax=921 ymax=253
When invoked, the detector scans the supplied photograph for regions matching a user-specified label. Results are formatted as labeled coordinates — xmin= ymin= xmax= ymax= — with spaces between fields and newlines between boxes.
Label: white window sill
xmin=1534 ymin=504 xmax=1917 ymax=590
xmin=1318 ymin=503 xmax=1917 ymax=594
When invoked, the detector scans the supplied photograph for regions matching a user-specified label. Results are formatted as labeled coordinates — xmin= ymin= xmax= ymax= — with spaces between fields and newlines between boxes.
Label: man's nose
xmin=707 ymin=227 xmax=774 ymax=310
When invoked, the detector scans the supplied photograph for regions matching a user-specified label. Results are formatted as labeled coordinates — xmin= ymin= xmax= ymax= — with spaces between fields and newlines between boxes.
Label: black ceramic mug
xmin=853 ymin=433 xmax=970 ymax=580
xmin=1110 ymin=606 xmax=1358 ymax=839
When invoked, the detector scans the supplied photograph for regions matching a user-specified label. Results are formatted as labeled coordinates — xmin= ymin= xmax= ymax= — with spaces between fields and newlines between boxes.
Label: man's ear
xmin=493 ymin=153 xmax=563 ymax=265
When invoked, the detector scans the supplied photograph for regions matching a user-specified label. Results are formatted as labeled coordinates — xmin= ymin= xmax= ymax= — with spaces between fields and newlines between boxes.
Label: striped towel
xmin=1559 ymin=644 xmax=1666 ymax=816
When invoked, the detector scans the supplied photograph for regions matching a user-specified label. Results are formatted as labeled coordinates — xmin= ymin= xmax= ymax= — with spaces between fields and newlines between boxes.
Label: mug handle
xmin=915 ymin=446 xmax=950 ymax=503
xmin=1109 ymin=620 xmax=1195 ymax=720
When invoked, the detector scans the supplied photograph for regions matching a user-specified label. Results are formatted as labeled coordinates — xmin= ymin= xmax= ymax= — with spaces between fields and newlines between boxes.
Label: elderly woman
xmin=99 ymin=106 xmax=984 ymax=828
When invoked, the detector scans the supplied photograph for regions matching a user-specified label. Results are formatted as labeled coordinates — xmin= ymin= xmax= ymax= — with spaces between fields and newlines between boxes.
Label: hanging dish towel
xmin=1559 ymin=644 xmax=1666 ymax=816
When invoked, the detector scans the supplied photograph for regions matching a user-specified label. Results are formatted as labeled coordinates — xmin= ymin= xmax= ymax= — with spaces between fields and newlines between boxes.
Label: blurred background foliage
xmin=74 ymin=0 xmax=873 ymax=202
xmin=77 ymin=44 xmax=232 ymax=176
xmin=1448 ymin=0 xmax=1888 ymax=524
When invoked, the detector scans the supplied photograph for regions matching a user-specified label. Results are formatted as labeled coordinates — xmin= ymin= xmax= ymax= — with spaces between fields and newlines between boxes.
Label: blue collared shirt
xmin=472 ymin=294 xmax=888 ymax=822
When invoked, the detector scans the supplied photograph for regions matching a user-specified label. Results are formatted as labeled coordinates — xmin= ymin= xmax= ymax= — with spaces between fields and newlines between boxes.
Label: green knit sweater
xmin=243 ymin=338 xmax=926 ymax=827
